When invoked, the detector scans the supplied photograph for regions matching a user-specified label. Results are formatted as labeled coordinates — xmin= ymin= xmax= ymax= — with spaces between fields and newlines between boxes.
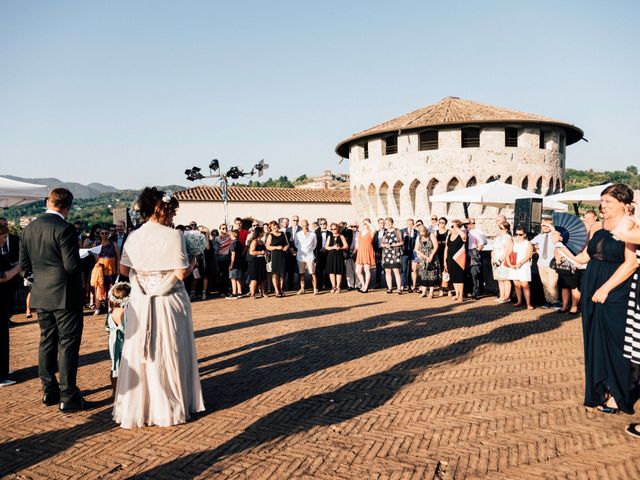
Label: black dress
xmin=247 ymin=241 xmax=267 ymax=282
xmin=435 ymin=230 xmax=448 ymax=273
xmin=268 ymin=232 xmax=287 ymax=276
xmin=326 ymin=235 xmax=345 ymax=275
xmin=581 ymin=229 xmax=637 ymax=413
xmin=446 ymin=234 xmax=466 ymax=284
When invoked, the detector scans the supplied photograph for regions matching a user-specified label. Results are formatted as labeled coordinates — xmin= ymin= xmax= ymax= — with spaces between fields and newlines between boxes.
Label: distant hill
xmin=2 ymin=181 xmax=187 ymax=229
xmin=1 ymin=175 xmax=118 ymax=199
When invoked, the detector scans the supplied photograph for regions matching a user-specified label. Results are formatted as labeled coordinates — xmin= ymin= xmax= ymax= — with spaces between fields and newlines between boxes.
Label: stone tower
xmin=335 ymin=97 xmax=583 ymax=227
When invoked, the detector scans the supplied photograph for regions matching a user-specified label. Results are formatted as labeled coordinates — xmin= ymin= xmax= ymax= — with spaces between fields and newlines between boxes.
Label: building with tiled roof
xmin=173 ymin=185 xmax=355 ymax=227
xmin=336 ymin=96 xmax=584 ymax=228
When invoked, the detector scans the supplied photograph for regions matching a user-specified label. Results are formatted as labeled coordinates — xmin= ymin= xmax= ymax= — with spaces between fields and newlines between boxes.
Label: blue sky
xmin=0 ymin=1 xmax=638 ymax=189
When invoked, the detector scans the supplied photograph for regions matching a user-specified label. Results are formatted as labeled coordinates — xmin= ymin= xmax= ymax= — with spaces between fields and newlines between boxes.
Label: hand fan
xmin=552 ymin=212 xmax=588 ymax=255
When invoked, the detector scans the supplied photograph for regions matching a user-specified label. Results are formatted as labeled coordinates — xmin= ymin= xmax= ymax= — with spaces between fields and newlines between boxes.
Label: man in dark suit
xmin=108 ymin=220 xmax=128 ymax=254
xmin=285 ymin=215 xmax=301 ymax=291
xmin=0 ymin=223 xmax=21 ymax=386
xmin=373 ymin=218 xmax=386 ymax=289
xmin=401 ymin=218 xmax=418 ymax=291
xmin=0 ymin=217 xmax=20 ymax=324
xmin=19 ymin=188 xmax=86 ymax=412
xmin=315 ymin=219 xmax=330 ymax=290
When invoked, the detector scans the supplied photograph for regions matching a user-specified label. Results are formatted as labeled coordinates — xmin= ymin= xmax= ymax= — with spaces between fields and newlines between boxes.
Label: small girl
xmin=106 ymin=281 xmax=131 ymax=396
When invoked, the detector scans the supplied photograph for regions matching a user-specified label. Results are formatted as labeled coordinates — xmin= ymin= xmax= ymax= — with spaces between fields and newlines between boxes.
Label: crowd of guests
xmin=1 ymin=183 xmax=639 ymax=439
xmin=170 ymin=215 xmax=486 ymax=302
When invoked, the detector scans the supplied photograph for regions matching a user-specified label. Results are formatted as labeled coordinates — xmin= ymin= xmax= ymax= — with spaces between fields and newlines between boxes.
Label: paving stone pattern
xmin=2 ymin=292 xmax=640 ymax=479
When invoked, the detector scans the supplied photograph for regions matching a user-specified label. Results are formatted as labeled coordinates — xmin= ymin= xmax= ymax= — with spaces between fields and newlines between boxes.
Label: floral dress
xmin=416 ymin=237 xmax=441 ymax=287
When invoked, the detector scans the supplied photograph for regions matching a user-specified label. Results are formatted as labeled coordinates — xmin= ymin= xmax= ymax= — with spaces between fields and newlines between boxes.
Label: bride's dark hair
xmin=137 ymin=187 xmax=179 ymax=221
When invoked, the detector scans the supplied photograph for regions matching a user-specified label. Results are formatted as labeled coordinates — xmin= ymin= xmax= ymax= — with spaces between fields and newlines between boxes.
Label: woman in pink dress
xmin=354 ymin=218 xmax=376 ymax=293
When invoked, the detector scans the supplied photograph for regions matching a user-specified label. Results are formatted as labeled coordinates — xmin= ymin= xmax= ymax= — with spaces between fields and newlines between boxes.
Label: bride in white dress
xmin=113 ymin=187 xmax=205 ymax=428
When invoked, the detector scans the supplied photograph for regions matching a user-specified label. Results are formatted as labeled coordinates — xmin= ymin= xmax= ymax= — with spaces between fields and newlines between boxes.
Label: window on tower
xmin=418 ymin=130 xmax=438 ymax=151
xmin=505 ymin=127 xmax=518 ymax=147
xmin=384 ymin=135 xmax=398 ymax=155
xmin=461 ymin=127 xmax=480 ymax=148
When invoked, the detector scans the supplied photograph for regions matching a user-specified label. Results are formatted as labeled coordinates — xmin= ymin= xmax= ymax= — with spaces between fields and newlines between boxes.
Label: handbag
xmin=505 ymin=252 xmax=517 ymax=267
xmin=550 ymin=257 xmax=575 ymax=275
xmin=266 ymin=260 xmax=272 ymax=273
xmin=441 ymin=271 xmax=450 ymax=288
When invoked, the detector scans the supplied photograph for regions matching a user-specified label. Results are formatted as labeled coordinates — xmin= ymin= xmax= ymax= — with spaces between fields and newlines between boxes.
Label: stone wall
xmin=348 ymin=125 xmax=566 ymax=235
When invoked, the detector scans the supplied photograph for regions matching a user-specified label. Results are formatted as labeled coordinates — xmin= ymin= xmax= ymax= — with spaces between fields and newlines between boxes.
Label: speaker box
xmin=514 ymin=198 xmax=542 ymax=237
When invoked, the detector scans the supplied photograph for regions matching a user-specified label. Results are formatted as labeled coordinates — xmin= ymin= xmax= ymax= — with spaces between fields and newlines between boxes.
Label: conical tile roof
xmin=335 ymin=97 xmax=583 ymax=157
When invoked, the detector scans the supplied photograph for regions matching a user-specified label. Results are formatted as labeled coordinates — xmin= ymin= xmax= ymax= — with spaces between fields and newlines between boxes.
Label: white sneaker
xmin=0 ymin=379 xmax=16 ymax=387
xmin=297 ymin=289 xmax=305 ymax=295
xmin=313 ymin=289 xmax=319 ymax=295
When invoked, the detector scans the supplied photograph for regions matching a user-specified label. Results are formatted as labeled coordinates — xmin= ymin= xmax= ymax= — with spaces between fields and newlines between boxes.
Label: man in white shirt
xmin=465 ymin=218 xmax=487 ymax=299
xmin=294 ymin=219 xmax=318 ymax=295
xmin=530 ymin=217 xmax=559 ymax=308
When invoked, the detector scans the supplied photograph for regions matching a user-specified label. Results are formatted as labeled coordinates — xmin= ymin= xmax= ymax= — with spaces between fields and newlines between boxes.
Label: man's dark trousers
xmin=37 ymin=309 xmax=83 ymax=401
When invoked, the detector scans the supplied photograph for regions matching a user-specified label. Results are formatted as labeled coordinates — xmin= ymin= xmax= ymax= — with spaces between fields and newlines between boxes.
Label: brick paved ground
xmin=2 ymin=291 xmax=640 ymax=479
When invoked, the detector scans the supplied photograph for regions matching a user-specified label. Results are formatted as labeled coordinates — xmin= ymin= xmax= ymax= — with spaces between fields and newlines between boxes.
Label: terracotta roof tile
xmin=175 ymin=186 xmax=351 ymax=204
xmin=336 ymin=96 xmax=584 ymax=156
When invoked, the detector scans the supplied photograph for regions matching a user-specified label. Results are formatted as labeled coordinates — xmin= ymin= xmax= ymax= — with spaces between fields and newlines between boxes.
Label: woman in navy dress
xmin=560 ymin=184 xmax=638 ymax=414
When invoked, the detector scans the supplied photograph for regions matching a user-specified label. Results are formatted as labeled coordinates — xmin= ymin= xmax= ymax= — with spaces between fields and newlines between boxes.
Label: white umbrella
xmin=0 ymin=176 xmax=49 ymax=208
xmin=429 ymin=180 xmax=568 ymax=212
xmin=545 ymin=183 xmax=612 ymax=205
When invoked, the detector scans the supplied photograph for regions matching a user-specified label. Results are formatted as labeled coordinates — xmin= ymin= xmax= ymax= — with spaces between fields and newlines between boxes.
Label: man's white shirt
xmin=295 ymin=230 xmax=317 ymax=262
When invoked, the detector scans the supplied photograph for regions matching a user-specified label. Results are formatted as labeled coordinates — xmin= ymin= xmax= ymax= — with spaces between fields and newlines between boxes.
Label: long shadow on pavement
xmin=194 ymin=301 xmax=384 ymax=339
xmin=197 ymin=302 xmax=496 ymax=412
xmin=1 ymin=301 xmax=562 ymax=477
xmin=134 ymin=310 xmax=573 ymax=479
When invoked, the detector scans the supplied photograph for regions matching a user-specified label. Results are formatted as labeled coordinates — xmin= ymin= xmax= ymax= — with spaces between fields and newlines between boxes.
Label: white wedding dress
xmin=113 ymin=222 xmax=205 ymax=428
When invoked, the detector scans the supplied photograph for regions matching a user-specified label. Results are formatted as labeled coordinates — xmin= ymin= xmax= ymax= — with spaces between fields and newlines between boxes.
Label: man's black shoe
xmin=42 ymin=393 xmax=60 ymax=406
xmin=59 ymin=397 xmax=87 ymax=412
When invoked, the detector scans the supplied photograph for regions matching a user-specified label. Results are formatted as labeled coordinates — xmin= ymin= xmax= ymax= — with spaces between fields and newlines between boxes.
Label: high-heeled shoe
xmin=597 ymin=405 xmax=619 ymax=414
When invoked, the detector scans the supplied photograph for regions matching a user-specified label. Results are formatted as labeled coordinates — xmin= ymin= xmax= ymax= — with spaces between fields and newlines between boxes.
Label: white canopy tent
xmin=429 ymin=180 xmax=568 ymax=215
xmin=0 ymin=177 xmax=49 ymax=209
xmin=545 ymin=183 xmax=614 ymax=215
xmin=546 ymin=183 xmax=612 ymax=205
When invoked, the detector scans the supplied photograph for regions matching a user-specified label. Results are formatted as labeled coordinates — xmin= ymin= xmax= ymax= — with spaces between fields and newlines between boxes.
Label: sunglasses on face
xmin=252 ymin=224 xmax=259 ymax=227
xmin=100 ymin=232 xmax=109 ymax=235
xmin=515 ymin=233 xmax=525 ymax=236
